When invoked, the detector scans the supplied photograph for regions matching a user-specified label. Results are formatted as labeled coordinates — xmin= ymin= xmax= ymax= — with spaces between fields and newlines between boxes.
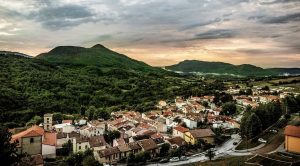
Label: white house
xmin=53 ymin=123 xmax=75 ymax=133
xmin=73 ymin=137 xmax=90 ymax=153
xmin=183 ymin=116 xmax=203 ymax=129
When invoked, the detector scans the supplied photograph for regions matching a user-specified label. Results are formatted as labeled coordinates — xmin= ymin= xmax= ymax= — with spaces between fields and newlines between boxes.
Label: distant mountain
xmin=165 ymin=60 xmax=300 ymax=76
xmin=0 ymin=51 xmax=32 ymax=58
xmin=37 ymin=44 xmax=160 ymax=72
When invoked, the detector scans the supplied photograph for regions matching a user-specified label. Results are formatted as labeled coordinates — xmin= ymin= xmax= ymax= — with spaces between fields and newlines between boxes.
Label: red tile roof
xmin=168 ymin=136 xmax=186 ymax=146
xmin=62 ymin=120 xmax=72 ymax=124
xmin=173 ymin=126 xmax=189 ymax=133
xmin=43 ymin=132 xmax=57 ymax=146
xmin=12 ymin=125 xmax=44 ymax=143
xmin=285 ymin=125 xmax=300 ymax=138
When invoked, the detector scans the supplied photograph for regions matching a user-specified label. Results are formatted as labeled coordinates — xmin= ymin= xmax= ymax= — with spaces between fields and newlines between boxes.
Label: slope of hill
xmin=37 ymin=44 xmax=159 ymax=72
xmin=165 ymin=60 xmax=272 ymax=76
xmin=0 ymin=51 xmax=32 ymax=58
xmin=267 ymin=68 xmax=300 ymax=75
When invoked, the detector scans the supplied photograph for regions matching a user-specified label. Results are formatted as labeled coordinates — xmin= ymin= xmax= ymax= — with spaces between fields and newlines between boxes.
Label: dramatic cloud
xmin=0 ymin=0 xmax=299 ymax=67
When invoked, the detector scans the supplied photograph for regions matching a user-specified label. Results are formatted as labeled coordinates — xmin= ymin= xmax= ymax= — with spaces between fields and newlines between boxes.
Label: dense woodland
xmin=0 ymin=55 xmax=225 ymax=127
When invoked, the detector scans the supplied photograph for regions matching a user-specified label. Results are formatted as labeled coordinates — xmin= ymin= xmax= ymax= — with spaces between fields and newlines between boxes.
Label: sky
xmin=0 ymin=0 xmax=299 ymax=68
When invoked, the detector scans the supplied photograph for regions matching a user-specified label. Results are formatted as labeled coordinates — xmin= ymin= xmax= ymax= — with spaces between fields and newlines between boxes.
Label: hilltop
xmin=37 ymin=44 xmax=160 ymax=72
xmin=166 ymin=60 xmax=300 ymax=76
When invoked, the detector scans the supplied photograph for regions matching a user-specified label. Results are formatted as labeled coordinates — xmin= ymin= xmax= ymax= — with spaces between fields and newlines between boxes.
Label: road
xmin=147 ymin=134 xmax=247 ymax=166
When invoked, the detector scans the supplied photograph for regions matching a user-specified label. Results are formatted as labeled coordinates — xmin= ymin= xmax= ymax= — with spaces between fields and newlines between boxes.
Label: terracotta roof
xmin=76 ymin=137 xmax=89 ymax=144
xmin=98 ymin=147 xmax=120 ymax=157
xmin=189 ymin=128 xmax=215 ymax=138
xmin=173 ymin=126 xmax=189 ymax=133
xmin=117 ymin=144 xmax=131 ymax=152
xmin=89 ymin=136 xmax=107 ymax=147
xmin=168 ymin=136 xmax=186 ymax=146
xmin=68 ymin=131 xmax=80 ymax=138
xmin=151 ymin=133 xmax=163 ymax=140
xmin=12 ymin=125 xmax=44 ymax=143
xmin=138 ymin=139 xmax=158 ymax=151
xmin=285 ymin=125 xmax=300 ymax=138
xmin=143 ymin=130 xmax=156 ymax=136
xmin=57 ymin=133 xmax=67 ymax=139
xmin=128 ymin=142 xmax=142 ymax=150
xmin=62 ymin=120 xmax=72 ymax=124
xmin=43 ymin=132 xmax=57 ymax=146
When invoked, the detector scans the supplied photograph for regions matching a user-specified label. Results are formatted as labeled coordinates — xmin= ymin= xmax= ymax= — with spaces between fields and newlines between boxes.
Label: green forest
xmin=0 ymin=54 xmax=225 ymax=128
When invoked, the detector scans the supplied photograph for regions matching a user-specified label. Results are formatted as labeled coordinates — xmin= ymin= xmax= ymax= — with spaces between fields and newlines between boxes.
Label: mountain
xmin=0 ymin=51 xmax=32 ymax=58
xmin=37 ymin=44 xmax=159 ymax=72
xmin=165 ymin=60 xmax=273 ymax=76
xmin=267 ymin=68 xmax=300 ymax=76
xmin=165 ymin=60 xmax=300 ymax=76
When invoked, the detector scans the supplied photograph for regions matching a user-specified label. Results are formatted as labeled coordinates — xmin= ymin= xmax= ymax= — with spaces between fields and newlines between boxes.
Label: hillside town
xmin=8 ymin=86 xmax=300 ymax=165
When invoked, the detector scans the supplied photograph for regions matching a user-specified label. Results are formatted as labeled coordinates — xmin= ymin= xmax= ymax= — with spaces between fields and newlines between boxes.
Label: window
xmin=85 ymin=145 xmax=88 ymax=149
xmin=79 ymin=146 xmax=81 ymax=150
xmin=30 ymin=138 xmax=34 ymax=143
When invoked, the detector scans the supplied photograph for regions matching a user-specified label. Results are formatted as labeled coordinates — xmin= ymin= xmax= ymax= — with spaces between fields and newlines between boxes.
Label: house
xmin=73 ymin=137 xmax=90 ymax=153
xmin=42 ymin=132 xmax=56 ymax=158
xmin=56 ymin=131 xmax=80 ymax=147
xmin=184 ymin=128 xmax=215 ymax=145
xmin=167 ymin=136 xmax=186 ymax=149
xmin=183 ymin=115 xmax=203 ymax=129
xmin=53 ymin=123 xmax=75 ymax=133
xmin=173 ymin=126 xmax=189 ymax=138
xmin=137 ymin=139 xmax=158 ymax=157
xmin=157 ymin=100 xmax=167 ymax=109
xmin=96 ymin=147 xmax=120 ymax=164
xmin=44 ymin=114 xmax=53 ymax=131
xmin=117 ymin=144 xmax=132 ymax=159
xmin=284 ymin=125 xmax=300 ymax=154
xmin=89 ymin=136 xmax=107 ymax=151
xmin=79 ymin=124 xmax=105 ymax=137
xmin=11 ymin=125 xmax=44 ymax=155
xmin=62 ymin=120 xmax=73 ymax=124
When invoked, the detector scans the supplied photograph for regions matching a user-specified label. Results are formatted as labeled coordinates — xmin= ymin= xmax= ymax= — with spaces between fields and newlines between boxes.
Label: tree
xmin=82 ymin=156 xmax=99 ymax=166
xmin=205 ymin=148 xmax=215 ymax=161
xmin=159 ymin=143 xmax=170 ymax=157
xmin=53 ymin=112 xmax=63 ymax=123
xmin=202 ymin=101 xmax=209 ymax=108
xmin=26 ymin=115 xmax=42 ymax=126
xmin=220 ymin=102 xmax=237 ymax=116
xmin=85 ymin=106 xmax=97 ymax=121
xmin=0 ymin=127 xmax=19 ymax=166
xmin=93 ymin=108 xmax=110 ymax=120
xmin=104 ymin=130 xmax=121 ymax=144
xmin=245 ymin=113 xmax=262 ymax=138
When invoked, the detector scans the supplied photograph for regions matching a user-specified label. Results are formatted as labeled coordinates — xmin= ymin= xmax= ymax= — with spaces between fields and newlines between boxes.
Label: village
xmin=9 ymin=86 xmax=300 ymax=166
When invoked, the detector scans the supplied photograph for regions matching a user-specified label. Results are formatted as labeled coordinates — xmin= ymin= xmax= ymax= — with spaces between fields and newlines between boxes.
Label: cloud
xmin=260 ymin=13 xmax=300 ymax=24
xmin=29 ymin=4 xmax=95 ymax=30
xmin=193 ymin=29 xmax=236 ymax=40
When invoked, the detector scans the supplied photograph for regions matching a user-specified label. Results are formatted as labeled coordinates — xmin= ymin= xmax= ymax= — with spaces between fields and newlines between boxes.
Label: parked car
xmin=159 ymin=158 xmax=169 ymax=163
xmin=169 ymin=157 xmax=180 ymax=162
xmin=269 ymin=129 xmax=278 ymax=133
xmin=180 ymin=156 xmax=189 ymax=161
xmin=258 ymin=138 xmax=267 ymax=143
xmin=233 ymin=142 xmax=238 ymax=145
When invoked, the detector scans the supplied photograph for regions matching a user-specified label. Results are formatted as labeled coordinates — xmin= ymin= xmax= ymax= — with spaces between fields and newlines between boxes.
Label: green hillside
xmin=0 ymin=54 xmax=224 ymax=128
xmin=166 ymin=60 xmax=272 ymax=76
xmin=37 ymin=44 xmax=159 ymax=72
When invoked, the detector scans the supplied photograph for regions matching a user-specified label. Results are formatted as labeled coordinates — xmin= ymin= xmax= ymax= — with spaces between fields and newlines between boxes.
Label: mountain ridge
xmin=37 ymin=44 xmax=161 ymax=73
xmin=165 ymin=60 xmax=300 ymax=76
